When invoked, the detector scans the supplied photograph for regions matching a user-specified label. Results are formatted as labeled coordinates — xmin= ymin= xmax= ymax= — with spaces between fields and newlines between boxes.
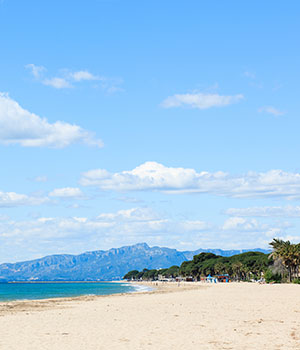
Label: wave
xmin=131 ymin=284 xmax=153 ymax=293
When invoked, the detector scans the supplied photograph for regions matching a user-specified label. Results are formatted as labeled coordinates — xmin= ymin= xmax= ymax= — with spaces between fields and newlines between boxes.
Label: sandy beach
xmin=0 ymin=282 xmax=300 ymax=350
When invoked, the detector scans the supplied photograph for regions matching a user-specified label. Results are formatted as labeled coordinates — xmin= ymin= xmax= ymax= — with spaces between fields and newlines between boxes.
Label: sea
xmin=0 ymin=282 xmax=148 ymax=302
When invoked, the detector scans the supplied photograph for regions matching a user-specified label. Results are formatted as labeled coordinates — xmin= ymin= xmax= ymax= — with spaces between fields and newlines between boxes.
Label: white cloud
xmin=49 ymin=187 xmax=84 ymax=199
xmin=222 ymin=217 xmax=246 ymax=230
xmin=0 ymin=206 xmax=295 ymax=263
xmin=0 ymin=206 xmax=213 ymax=262
xmin=258 ymin=106 xmax=285 ymax=116
xmin=0 ymin=208 xmax=170 ymax=255
xmin=25 ymin=64 xmax=91 ymax=90
xmin=80 ymin=161 xmax=300 ymax=200
xmin=43 ymin=77 xmax=72 ymax=89
xmin=0 ymin=191 xmax=48 ymax=207
xmin=0 ymin=93 xmax=103 ymax=148
xmin=161 ymin=92 xmax=244 ymax=109
xmin=225 ymin=206 xmax=300 ymax=218
xmin=69 ymin=70 xmax=99 ymax=82
xmin=25 ymin=64 xmax=46 ymax=79
xmin=26 ymin=64 xmax=123 ymax=92
xmin=42 ymin=72 xmax=122 ymax=92
xmin=80 ymin=161 xmax=216 ymax=190
xmin=97 ymin=207 xmax=165 ymax=223
xmin=80 ymin=169 xmax=111 ymax=186
xmin=222 ymin=217 xmax=261 ymax=231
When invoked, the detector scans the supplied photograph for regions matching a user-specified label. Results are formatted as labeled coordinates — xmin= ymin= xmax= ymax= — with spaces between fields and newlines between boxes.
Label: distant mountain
xmin=0 ymin=243 xmax=270 ymax=281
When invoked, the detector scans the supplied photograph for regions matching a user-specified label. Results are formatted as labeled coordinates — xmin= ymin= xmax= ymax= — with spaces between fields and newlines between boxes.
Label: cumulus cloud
xmin=225 ymin=206 xmax=300 ymax=218
xmin=0 ymin=93 xmax=103 ymax=148
xmin=161 ymin=92 xmax=244 ymax=109
xmin=49 ymin=187 xmax=84 ymax=199
xmin=258 ymin=106 xmax=285 ymax=116
xmin=0 ymin=191 xmax=48 ymax=207
xmin=80 ymin=161 xmax=300 ymax=199
xmin=80 ymin=161 xmax=217 ymax=190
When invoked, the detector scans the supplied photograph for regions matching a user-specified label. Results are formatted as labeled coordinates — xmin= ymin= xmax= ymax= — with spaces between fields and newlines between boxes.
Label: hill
xmin=0 ymin=243 xmax=270 ymax=281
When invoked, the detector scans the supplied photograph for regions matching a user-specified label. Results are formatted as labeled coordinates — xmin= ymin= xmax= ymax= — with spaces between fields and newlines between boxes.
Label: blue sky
xmin=1 ymin=1 xmax=300 ymax=263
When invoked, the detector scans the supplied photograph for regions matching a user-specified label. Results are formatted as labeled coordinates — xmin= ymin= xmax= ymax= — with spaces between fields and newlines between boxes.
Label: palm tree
xmin=214 ymin=262 xmax=226 ymax=275
xmin=269 ymin=238 xmax=300 ymax=282
xmin=232 ymin=262 xmax=243 ymax=281
xmin=295 ymin=244 xmax=300 ymax=278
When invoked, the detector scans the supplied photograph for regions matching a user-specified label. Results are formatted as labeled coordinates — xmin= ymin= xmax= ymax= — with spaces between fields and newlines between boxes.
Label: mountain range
xmin=0 ymin=243 xmax=270 ymax=282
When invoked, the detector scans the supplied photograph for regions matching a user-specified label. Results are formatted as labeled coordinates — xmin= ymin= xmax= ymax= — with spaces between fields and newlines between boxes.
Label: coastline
xmin=0 ymin=281 xmax=154 ymax=313
xmin=0 ymin=282 xmax=299 ymax=349
xmin=0 ymin=280 xmax=200 ymax=308
xmin=0 ymin=280 xmax=144 ymax=304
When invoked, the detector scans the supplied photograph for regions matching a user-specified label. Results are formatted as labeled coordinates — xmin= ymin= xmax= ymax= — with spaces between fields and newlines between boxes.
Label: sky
xmin=1 ymin=0 xmax=300 ymax=263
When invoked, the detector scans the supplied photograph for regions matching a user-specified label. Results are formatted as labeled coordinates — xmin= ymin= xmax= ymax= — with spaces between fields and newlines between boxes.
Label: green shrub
xmin=264 ymin=269 xmax=281 ymax=283
xmin=292 ymin=278 xmax=300 ymax=284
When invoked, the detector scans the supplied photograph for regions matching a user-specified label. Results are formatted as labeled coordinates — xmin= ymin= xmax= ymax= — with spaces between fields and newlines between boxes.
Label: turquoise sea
xmin=0 ymin=282 xmax=145 ymax=302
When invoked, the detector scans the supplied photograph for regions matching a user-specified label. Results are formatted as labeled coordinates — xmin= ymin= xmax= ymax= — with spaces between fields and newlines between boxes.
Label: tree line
xmin=124 ymin=239 xmax=300 ymax=283
xmin=124 ymin=251 xmax=269 ymax=281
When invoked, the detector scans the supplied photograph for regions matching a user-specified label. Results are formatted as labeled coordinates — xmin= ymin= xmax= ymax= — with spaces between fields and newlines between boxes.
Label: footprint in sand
xmin=290 ymin=330 xmax=299 ymax=341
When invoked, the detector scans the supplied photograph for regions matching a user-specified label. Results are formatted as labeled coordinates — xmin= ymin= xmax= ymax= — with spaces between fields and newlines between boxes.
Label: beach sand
xmin=0 ymin=282 xmax=300 ymax=349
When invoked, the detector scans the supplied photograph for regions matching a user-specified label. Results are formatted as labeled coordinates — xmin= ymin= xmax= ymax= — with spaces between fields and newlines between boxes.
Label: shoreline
xmin=0 ymin=281 xmax=206 ymax=314
xmin=0 ymin=281 xmax=151 ymax=306
xmin=0 ymin=280 xmax=208 ymax=306
xmin=0 ymin=280 xmax=294 ymax=306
